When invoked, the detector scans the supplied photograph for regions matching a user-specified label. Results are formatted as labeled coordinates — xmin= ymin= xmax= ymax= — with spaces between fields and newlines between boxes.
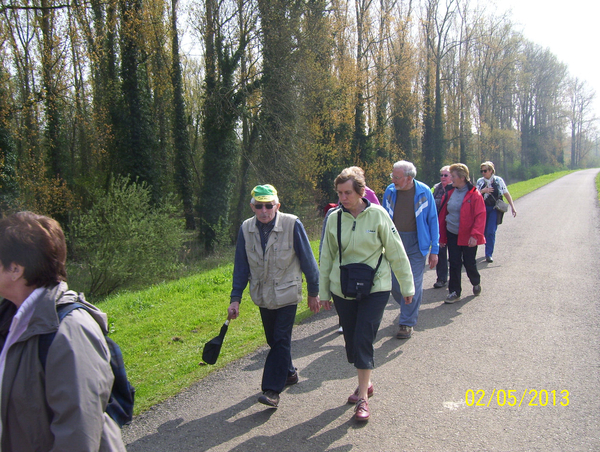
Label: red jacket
xmin=438 ymin=183 xmax=486 ymax=246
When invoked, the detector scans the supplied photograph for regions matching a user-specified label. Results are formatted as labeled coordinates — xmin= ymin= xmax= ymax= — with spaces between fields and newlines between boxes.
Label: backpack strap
xmin=38 ymin=302 xmax=85 ymax=369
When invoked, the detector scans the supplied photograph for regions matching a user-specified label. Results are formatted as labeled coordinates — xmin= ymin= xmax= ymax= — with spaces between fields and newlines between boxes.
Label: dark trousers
xmin=333 ymin=291 xmax=389 ymax=370
xmin=447 ymin=231 xmax=480 ymax=296
xmin=259 ymin=304 xmax=297 ymax=393
xmin=436 ymin=243 xmax=448 ymax=283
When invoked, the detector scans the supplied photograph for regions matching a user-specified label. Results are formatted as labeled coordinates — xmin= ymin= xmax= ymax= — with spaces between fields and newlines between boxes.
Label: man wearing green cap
xmin=228 ymin=184 xmax=321 ymax=408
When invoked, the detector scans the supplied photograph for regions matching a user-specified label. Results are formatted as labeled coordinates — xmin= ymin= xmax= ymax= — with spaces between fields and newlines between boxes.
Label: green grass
xmin=505 ymin=170 xmax=576 ymax=201
xmin=102 ymin=171 xmax=579 ymax=415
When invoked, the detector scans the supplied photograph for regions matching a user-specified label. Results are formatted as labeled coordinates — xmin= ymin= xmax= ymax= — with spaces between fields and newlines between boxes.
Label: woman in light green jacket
xmin=318 ymin=167 xmax=415 ymax=423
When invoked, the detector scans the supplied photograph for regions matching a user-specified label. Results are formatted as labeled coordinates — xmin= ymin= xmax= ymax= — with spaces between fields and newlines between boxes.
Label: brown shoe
xmin=347 ymin=383 xmax=374 ymax=404
xmin=354 ymin=398 xmax=370 ymax=422
xmin=396 ymin=325 xmax=413 ymax=339
xmin=258 ymin=390 xmax=280 ymax=408
xmin=285 ymin=368 xmax=299 ymax=386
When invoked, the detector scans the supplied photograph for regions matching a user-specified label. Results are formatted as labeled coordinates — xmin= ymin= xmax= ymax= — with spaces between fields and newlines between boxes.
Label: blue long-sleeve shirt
xmin=230 ymin=215 xmax=319 ymax=303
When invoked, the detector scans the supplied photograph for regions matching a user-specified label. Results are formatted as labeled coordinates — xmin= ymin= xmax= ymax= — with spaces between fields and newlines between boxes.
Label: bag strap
xmin=38 ymin=302 xmax=85 ymax=369
xmin=336 ymin=209 xmax=383 ymax=271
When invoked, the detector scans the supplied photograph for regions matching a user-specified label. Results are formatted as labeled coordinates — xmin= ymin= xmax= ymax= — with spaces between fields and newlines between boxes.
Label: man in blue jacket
xmin=383 ymin=161 xmax=440 ymax=339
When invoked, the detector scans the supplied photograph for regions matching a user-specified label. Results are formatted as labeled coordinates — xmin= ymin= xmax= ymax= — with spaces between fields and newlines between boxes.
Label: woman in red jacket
xmin=438 ymin=163 xmax=486 ymax=303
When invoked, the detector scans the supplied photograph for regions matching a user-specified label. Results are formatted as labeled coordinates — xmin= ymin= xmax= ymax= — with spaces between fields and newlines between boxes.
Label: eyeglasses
xmin=254 ymin=203 xmax=275 ymax=210
xmin=440 ymin=174 xmax=449 ymax=177
xmin=390 ymin=173 xmax=405 ymax=181
xmin=480 ymin=169 xmax=489 ymax=173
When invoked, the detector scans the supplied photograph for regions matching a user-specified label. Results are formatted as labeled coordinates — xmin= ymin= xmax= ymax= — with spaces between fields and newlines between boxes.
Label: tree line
xmin=0 ymin=0 xmax=598 ymax=253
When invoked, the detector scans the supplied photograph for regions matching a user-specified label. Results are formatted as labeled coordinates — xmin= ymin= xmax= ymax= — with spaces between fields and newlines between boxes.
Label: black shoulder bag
xmin=337 ymin=210 xmax=383 ymax=301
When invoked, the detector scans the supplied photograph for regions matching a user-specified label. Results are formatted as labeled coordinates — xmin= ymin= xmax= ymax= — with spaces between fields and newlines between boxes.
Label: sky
xmin=488 ymin=0 xmax=600 ymax=117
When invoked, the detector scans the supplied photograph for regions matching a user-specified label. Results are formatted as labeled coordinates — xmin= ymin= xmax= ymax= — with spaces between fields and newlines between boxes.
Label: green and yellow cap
xmin=251 ymin=184 xmax=278 ymax=202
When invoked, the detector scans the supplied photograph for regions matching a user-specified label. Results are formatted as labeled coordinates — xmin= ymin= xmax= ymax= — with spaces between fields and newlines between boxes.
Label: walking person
xmin=438 ymin=164 xmax=486 ymax=303
xmin=318 ymin=167 xmax=414 ymax=422
xmin=228 ymin=184 xmax=320 ymax=408
xmin=432 ymin=165 xmax=453 ymax=288
xmin=382 ymin=160 xmax=439 ymax=339
xmin=0 ymin=212 xmax=126 ymax=452
xmin=476 ymin=161 xmax=517 ymax=263
xmin=319 ymin=167 xmax=380 ymax=334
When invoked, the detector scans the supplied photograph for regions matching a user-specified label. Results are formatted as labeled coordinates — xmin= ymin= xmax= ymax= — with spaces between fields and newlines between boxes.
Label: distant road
xmin=123 ymin=168 xmax=600 ymax=451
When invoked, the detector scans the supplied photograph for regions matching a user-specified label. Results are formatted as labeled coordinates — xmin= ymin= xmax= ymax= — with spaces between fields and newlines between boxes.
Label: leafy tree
xmin=171 ymin=0 xmax=195 ymax=229
xmin=70 ymin=176 xmax=184 ymax=298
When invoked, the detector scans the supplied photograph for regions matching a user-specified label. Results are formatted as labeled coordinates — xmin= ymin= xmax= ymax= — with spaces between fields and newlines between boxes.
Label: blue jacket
xmin=382 ymin=179 xmax=440 ymax=256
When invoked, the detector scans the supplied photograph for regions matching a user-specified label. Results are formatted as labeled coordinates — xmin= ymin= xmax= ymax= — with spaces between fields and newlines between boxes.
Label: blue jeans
xmin=333 ymin=291 xmax=389 ymax=369
xmin=259 ymin=304 xmax=297 ymax=393
xmin=391 ymin=231 xmax=426 ymax=327
xmin=484 ymin=206 xmax=498 ymax=258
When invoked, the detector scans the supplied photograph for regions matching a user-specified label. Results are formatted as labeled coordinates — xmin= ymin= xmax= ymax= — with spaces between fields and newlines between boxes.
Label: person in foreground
xmin=319 ymin=166 xmax=381 ymax=335
xmin=228 ymin=185 xmax=320 ymax=408
xmin=318 ymin=167 xmax=414 ymax=422
xmin=0 ymin=211 xmax=126 ymax=452
xmin=476 ymin=161 xmax=517 ymax=263
xmin=431 ymin=165 xmax=453 ymax=288
xmin=438 ymin=164 xmax=486 ymax=303
xmin=382 ymin=160 xmax=439 ymax=340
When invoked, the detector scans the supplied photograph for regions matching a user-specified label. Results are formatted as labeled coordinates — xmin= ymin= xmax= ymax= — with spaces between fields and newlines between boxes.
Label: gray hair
xmin=392 ymin=160 xmax=417 ymax=178
xmin=440 ymin=165 xmax=450 ymax=172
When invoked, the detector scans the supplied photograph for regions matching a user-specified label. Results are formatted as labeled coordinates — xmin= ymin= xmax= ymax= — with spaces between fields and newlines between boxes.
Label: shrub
xmin=69 ymin=176 xmax=184 ymax=299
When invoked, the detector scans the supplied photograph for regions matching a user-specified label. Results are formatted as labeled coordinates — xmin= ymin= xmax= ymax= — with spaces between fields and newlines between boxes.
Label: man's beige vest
xmin=241 ymin=212 xmax=303 ymax=309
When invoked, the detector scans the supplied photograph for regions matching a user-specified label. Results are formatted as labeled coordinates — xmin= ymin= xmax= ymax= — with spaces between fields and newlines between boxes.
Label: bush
xmin=69 ymin=176 xmax=184 ymax=299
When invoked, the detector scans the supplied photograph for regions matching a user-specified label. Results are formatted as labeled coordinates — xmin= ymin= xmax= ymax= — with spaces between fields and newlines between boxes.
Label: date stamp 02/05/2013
xmin=465 ymin=389 xmax=570 ymax=407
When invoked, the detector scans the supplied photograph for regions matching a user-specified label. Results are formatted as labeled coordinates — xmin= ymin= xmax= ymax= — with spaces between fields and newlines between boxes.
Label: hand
xmin=511 ymin=206 xmax=517 ymax=217
xmin=440 ymin=242 xmax=446 ymax=248
xmin=404 ymin=296 xmax=413 ymax=305
xmin=320 ymin=299 xmax=333 ymax=311
xmin=428 ymin=253 xmax=438 ymax=269
xmin=467 ymin=236 xmax=477 ymax=247
xmin=308 ymin=295 xmax=321 ymax=313
xmin=227 ymin=301 xmax=240 ymax=320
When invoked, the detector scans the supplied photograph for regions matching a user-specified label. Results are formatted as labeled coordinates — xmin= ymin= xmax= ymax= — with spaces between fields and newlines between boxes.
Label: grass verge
xmin=103 ymin=171 xmax=578 ymax=415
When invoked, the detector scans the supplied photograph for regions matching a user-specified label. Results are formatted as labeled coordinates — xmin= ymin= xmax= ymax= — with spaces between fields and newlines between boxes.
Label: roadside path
xmin=123 ymin=169 xmax=600 ymax=451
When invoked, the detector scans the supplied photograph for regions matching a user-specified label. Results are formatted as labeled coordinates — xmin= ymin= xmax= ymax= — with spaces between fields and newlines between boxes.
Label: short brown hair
xmin=334 ymin=166 xmax=366 ymax=196
xmin=0 ymin=212 xmax=67 ymax=288
xmin=449 ymin=163 xmax=470 ymax=182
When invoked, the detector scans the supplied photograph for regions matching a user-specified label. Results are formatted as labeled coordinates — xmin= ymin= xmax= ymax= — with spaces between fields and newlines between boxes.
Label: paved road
xmin=123 ymin=169 xmax=600 ymax=451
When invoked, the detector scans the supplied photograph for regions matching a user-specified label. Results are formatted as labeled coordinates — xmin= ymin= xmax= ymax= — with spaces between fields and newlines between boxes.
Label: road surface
xmin=123 ymin=168 xmax=600 ymax=451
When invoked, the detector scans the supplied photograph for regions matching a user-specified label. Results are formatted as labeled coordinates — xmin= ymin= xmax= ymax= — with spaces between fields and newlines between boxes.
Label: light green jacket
xmin=319 ymin=204 xmax=415 ymax=300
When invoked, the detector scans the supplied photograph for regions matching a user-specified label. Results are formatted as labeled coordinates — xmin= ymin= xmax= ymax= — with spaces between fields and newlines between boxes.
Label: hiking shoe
xmin=354 ymin=398 xmax=370 ymax=422
xmin=396 ymin=325 xmax=413 ymax=339
xmin=285 ymin=368 xmax=299 ymax=386
xmin=473 ymin=284 xmax=482 ymax=296
xmin=485 ymin=256 xmax=493 ymax=263
xmin=445 ymin=292 xmax=461 ymax=304
xmin=348 ymin=383 xmax=374 ymax=404
xmin=258 ymin=390 xmax=280 ymax=407
xmin=433 ymin=280 xmax=447 ymax=289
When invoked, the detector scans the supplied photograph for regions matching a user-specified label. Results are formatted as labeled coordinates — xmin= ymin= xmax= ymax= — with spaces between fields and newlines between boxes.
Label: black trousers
xmin=259 ymin=304 xmax=297 ymax=393
xmin=333 ymin=291 xmax=389 ymax=369
xmin=447 ymin=231 xmax=480 ymax=296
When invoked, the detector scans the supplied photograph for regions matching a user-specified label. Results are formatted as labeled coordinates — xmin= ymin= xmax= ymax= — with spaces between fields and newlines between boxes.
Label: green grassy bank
xmin=104 ymin=170 xmax=579 ymax=414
